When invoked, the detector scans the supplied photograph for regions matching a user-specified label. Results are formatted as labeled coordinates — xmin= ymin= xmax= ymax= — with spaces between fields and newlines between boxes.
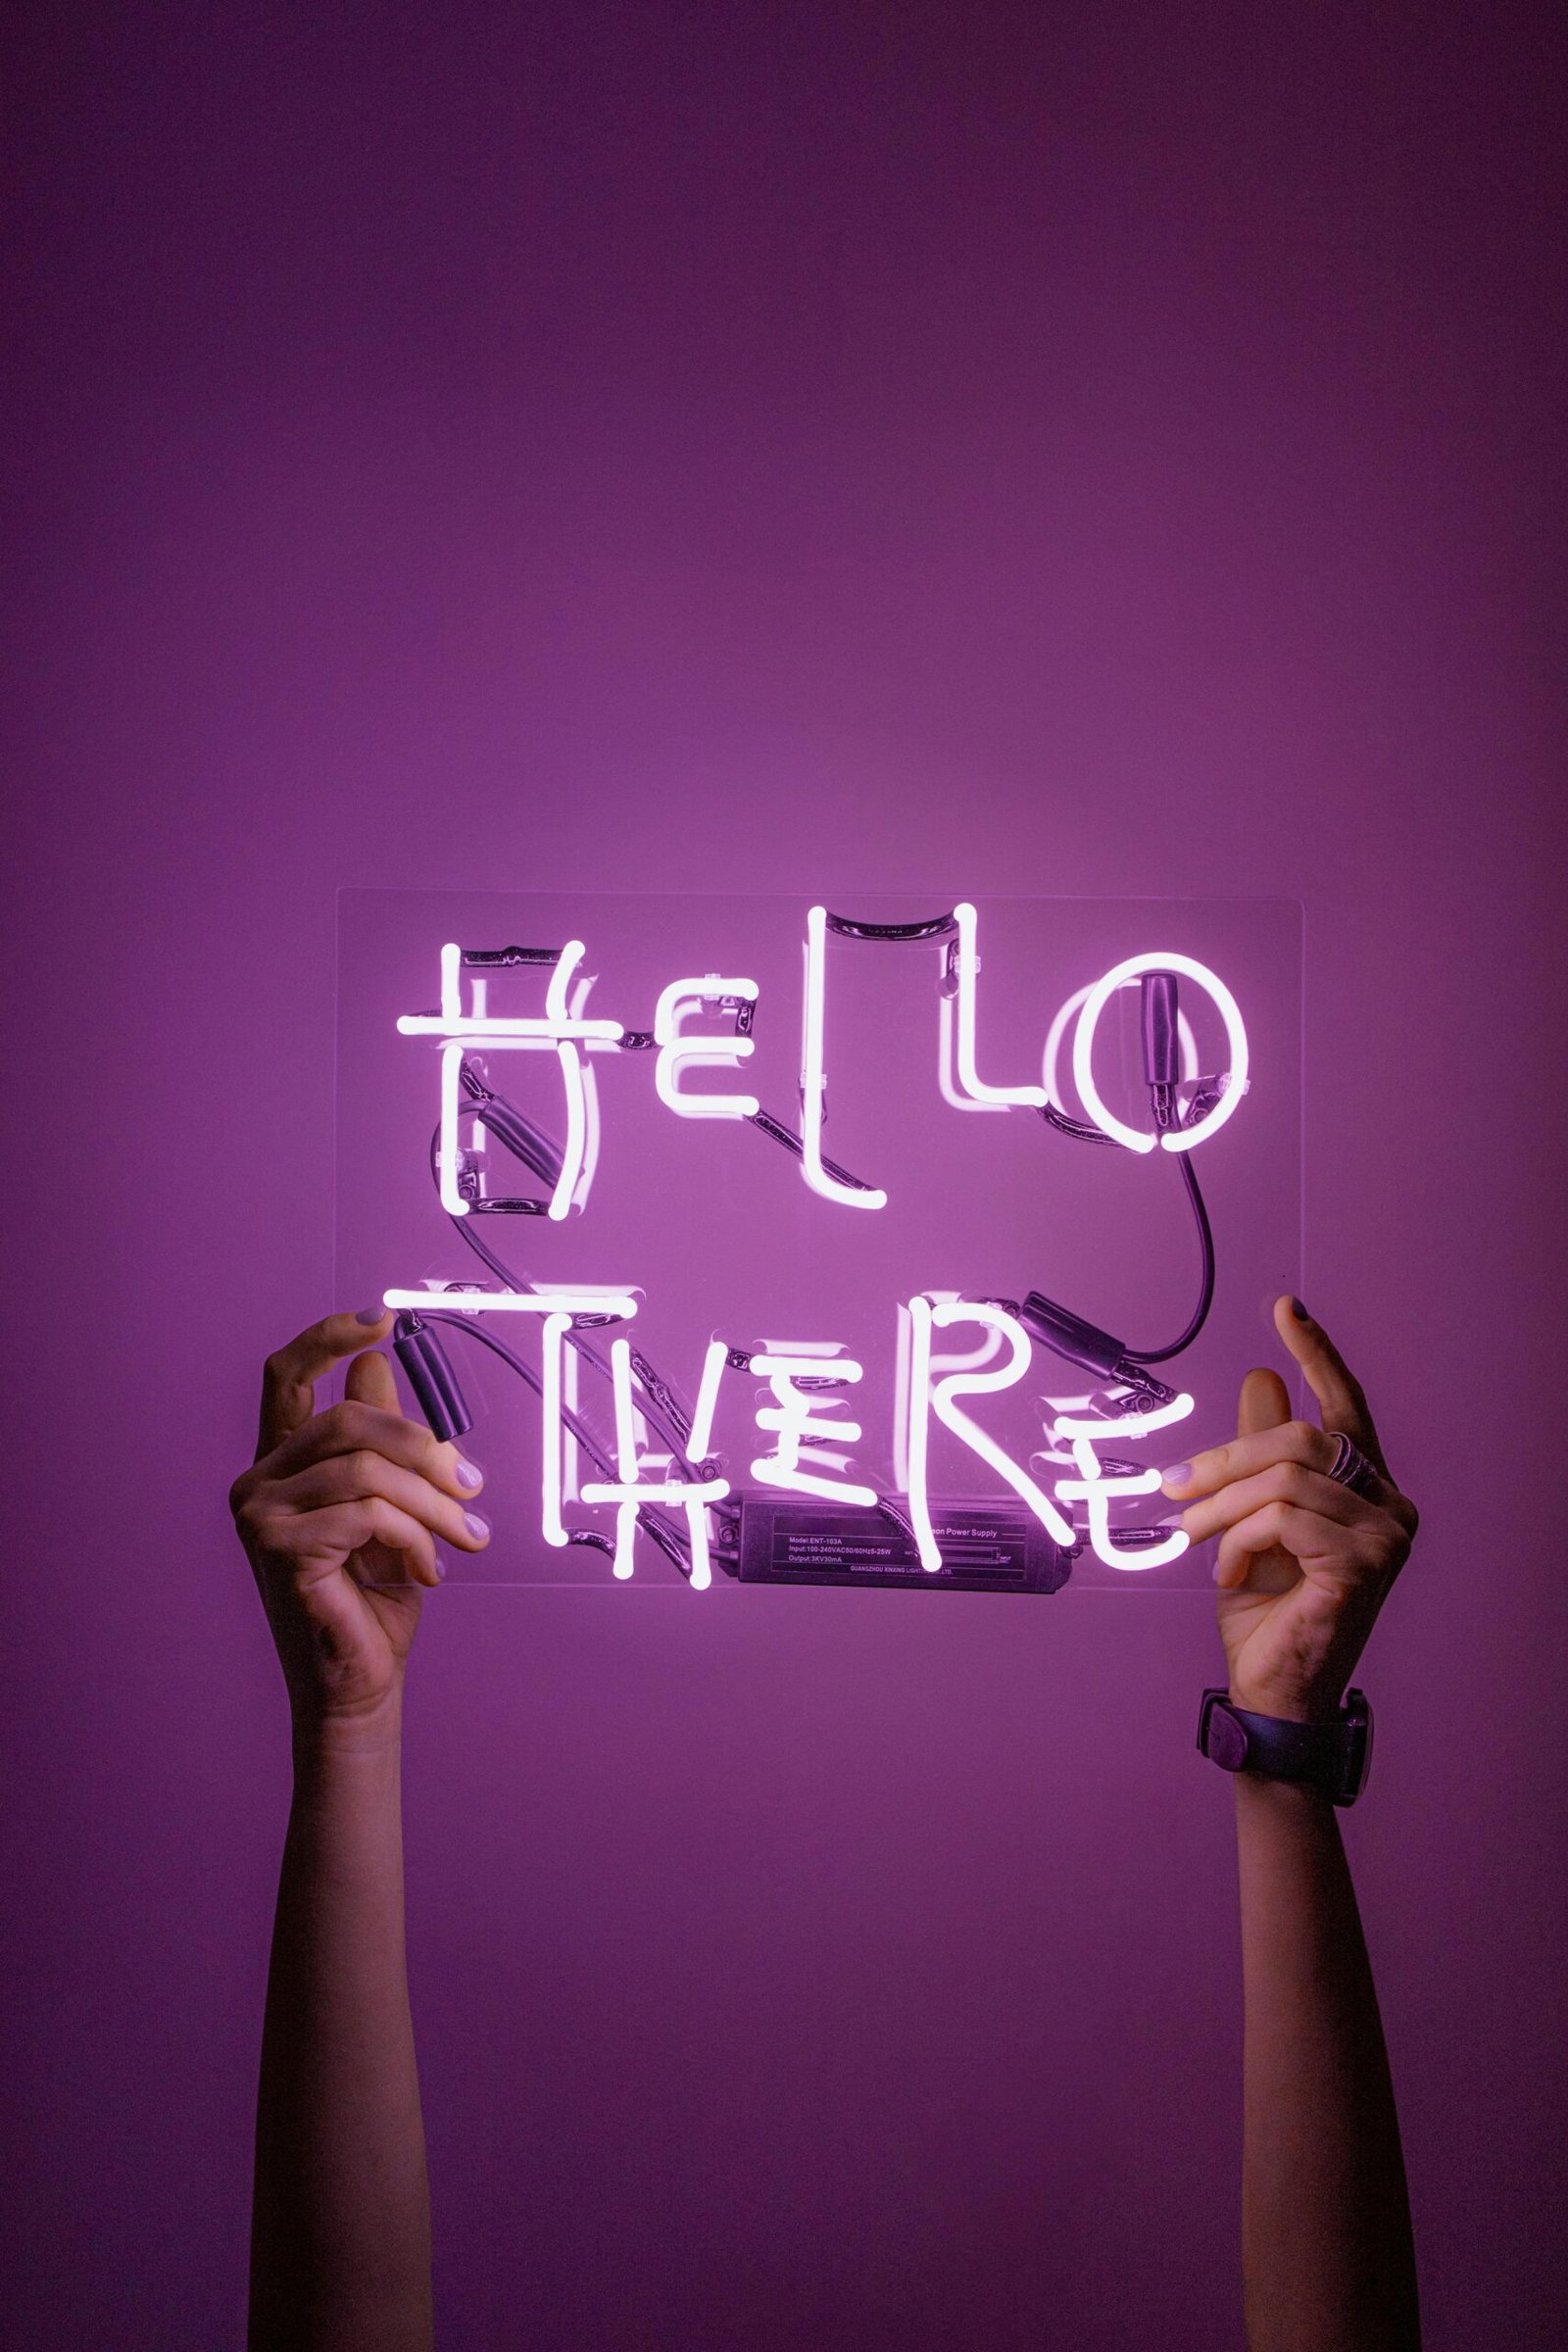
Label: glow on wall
xmin=337 ymin=891 xmax=1302 ymax=1591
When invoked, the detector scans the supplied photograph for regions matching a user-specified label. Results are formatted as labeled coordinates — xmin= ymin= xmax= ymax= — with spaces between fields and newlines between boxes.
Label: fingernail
xmin=432 ymin=1552 xmax=447 ymax=1582
xmin=454 ymin=1456 xmax=484 ymax=1492
xmin=462 ymin=1510 xmax=490 ymax=1542
xmin=1290 ymin=1298 xmax=1310 ymax=1321
xmin=1160 ymin=1462 xmax=1193 ymax=1490
xmin=356 ymin=1304 xmax=388 ymax=1325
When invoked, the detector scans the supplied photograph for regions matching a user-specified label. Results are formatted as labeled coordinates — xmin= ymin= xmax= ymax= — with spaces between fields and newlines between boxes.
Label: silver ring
xmin=1326 ymin=1431 xmax=1382 ymax=1500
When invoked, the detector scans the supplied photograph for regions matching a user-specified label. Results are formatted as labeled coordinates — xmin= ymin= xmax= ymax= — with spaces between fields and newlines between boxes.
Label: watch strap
xmin=1198 ymin=1688 xmax=1372 ymax=1806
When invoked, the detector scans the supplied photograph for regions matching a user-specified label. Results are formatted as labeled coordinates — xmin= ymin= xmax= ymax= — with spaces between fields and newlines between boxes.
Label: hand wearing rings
xmin=1158 ymin=1297 xmax=1419 ymax=1726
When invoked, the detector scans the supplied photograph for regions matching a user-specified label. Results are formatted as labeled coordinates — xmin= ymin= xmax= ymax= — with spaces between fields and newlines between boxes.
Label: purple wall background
xmin=3 ymin=5 xmax=1563 ymax=2346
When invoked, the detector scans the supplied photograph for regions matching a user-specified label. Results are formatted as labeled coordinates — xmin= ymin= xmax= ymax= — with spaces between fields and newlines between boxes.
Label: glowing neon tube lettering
xmin=379 ymin=1290 xmax=641 ymax=1552
xmin=1051 ymin=1391 xmax=1195 ymax=1569
xmin=540 ymin=1309 xmax=574 ymax=1546
xmin=905 ymin=1298 xmax=1076 ymax=1568
xmin=1071 ymin=953 xmax=1248 ymax=1154
xmin=398 ymin=941 xmax=625 ymax=1221
xmin=396 ymin=939 xmax=625 ymax=1044
xmin=1042 ymin=982 xmax=1199 ymax=1119
xmin=937 ymin=993 xmax=1007 ymax=1113
xmin=950 ymin=903 xmax=1048 ymax=1106
xmin=685 ymin=1338 xmax=731 ymax=1466
xmin=578 ymin=1338 xmax=729 ymax=1587
xmin=750 ymin=1349 xmax=879 ymax=1506
xmin=653 ymin=975 xmax=760 ymax=1119
xmin=380 ymin=1289 xmax=639 ymax=1318
xmin=800 ymin=907 xmax=888 ymax=1208
xmin=893 ymin=1297 xmax=1005 ymax=1489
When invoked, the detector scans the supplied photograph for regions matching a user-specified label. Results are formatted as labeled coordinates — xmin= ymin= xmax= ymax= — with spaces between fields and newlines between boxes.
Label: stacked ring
xmin=1326 ymin=1431 xmax=1382 ymax=1500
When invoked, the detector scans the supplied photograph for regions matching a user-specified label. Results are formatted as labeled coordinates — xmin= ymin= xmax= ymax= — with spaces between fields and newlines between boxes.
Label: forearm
xmin=250 ymin=1697 xmax=433 ymax=2352
xmin=1236 ymin=1775 xmax=1418 ymax=2352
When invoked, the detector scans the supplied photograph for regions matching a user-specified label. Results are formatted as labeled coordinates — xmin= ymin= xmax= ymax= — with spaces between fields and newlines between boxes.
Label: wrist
xmin=290 ymin=1686 xmax=405 ymax=1772
xmin=1226 ymin=1678 xmax=1345 ymax=1726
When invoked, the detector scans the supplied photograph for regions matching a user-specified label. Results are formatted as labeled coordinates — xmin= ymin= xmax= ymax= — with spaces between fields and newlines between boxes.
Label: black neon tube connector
xmin=393 ymin=1312 xmax=475 ymax=1443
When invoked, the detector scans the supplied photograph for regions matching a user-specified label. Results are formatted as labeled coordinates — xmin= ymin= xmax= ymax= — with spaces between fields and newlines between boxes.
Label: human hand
xmin=230 ymin=1309 xmax=489 ymax=1730
xmin=1159 ymin=1298 xmax=1418 ymax=1724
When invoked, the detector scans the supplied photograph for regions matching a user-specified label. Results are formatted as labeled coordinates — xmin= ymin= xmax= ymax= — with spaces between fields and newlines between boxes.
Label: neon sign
xmin=336 ymin=890 xmax=1300 ymax=1592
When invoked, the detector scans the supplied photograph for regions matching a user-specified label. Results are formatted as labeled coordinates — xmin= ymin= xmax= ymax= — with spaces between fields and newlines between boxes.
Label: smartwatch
xmin=1198 ymin=1688 xmax=1373 ymax=1807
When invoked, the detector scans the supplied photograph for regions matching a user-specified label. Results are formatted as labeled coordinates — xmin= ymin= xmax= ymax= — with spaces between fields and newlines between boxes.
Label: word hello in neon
xmin=397 ymin=908 xmax=1249 ymax=1219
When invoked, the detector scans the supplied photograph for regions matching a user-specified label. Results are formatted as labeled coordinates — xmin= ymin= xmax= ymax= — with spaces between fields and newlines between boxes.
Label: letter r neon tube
xmin=905 ymin=1297 xmax=1077 ymax=1569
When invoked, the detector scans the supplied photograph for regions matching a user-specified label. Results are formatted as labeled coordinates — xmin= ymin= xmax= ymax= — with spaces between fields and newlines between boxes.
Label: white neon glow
xmin=380 ymin=1289 xmax=639 ymax=1317
xmin=578 ymin=1339 xmax=730 ymax=1587
xmin=950 ymin=904 xmax=1047 ymax=1106
xmin=893 ymin=1297 xmax=1005 ymax=1489
xmin=438 ymin=1042 xmax=469 ymax=1217
xmin=1050 ymin=1391 xmax=1197 ymax=1444
xmin=398 ymin=939 xmax=625 ymax=1043
xmin=540 ymin=1310 xmax=573 ymax=1546
xmin=653 ymin=976 xmax=761 ymax=1119
xmin=562 ymin=1337 xmax=582 ymax=1503
xmin=1071 ymin=953 xmax=1249 ymax=1154
xmin=685 ymin=1338 xmax=731 ymax=1465
xmin=551 ymin=1041 xmax=585 ymax=1219
xmin=937 ymin=992 xmax=1008 ymax=1113
xmin=1042 ymin=983 xmax=1198 ymax=1119
xmin=800 ymin=906 xmax=888 ymax=1209
xmin=750 ymin=1350 xmax=879 ymax=1506
xmin=577 ymin=1054 xmax=603 ymax=1210
xmin=1050 ymin=1390 xmax=1195 ymax=1570
xmin=542 ymin=943 xmax=580 ymax=1029
xmin=402 ymin=945 xmax=622 ymax=1221
xmin=905 ymin=1298 xmax=1076 ymax=1570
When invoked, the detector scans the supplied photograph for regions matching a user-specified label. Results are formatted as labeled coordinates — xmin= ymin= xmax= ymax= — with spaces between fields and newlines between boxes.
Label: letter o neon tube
xmin=1071 ymin=952 xmax=1249 ymax=1154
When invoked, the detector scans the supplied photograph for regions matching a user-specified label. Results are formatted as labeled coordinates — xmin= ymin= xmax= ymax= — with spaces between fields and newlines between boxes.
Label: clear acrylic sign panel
xmin=336 ymin=891 xmax=1301 ymax=1592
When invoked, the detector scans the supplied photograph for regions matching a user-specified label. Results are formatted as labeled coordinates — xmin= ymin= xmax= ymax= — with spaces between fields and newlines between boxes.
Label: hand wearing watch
xmin=1198 ymin=1688 xmax=1374 ymax=1808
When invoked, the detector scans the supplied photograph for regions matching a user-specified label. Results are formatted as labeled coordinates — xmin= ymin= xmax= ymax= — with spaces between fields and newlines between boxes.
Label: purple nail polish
xmin=462 ymin=1510 xmax=490 ymax=1542
xmin=356 ymin=1304 xmax=388 ymax=1325
xmin=454 ymin=1457 xmax=483 ymax=1492
xmin=1160 ymin=1461 xmax=1194 ymax=1488
xmin=1290 ymin=1297 xmax=1310 ymax=1321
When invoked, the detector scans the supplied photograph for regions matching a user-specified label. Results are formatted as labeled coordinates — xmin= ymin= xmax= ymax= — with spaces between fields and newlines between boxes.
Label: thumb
xmin=344 ymin=1346 xmax=402 ymax=1414
xmin=1238 ymin=1364 xmax=1291 ymax=1439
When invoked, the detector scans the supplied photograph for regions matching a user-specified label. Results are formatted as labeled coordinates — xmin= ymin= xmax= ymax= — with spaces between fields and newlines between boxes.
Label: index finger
xmin=256 ymin=1306 xmax=393 ymax=1458
xmin=1273 ymin=1295 xmax=1389 ymax=1474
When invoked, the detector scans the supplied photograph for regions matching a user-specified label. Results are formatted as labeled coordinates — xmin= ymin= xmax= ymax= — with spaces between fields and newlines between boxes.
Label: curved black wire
xmin=1039 ymin=1101 xmax=1120 ymax=1148
xmin=1038 ymin=1085 xmax=1217 ymax=1366
xmin=1122 ymin=1146 xmax=1215 ymax=1364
